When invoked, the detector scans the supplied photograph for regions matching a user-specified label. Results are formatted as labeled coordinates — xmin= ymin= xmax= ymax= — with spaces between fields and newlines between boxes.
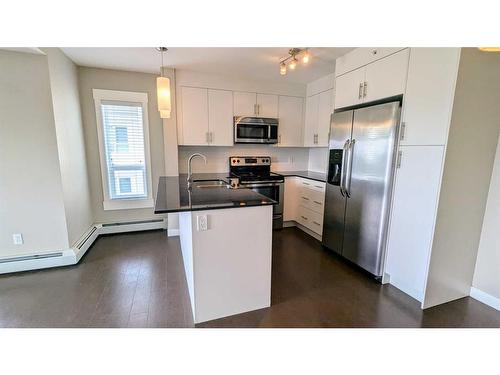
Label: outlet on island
xmin=197 ymin=214 xmax=208 ymax=231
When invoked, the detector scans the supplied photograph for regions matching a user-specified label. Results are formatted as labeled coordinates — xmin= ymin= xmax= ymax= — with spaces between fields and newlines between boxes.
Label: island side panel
xmin=192 ymin=205 xmax=273 ymax=324
xmin=179 ymin=211 xmax=196 ymax=321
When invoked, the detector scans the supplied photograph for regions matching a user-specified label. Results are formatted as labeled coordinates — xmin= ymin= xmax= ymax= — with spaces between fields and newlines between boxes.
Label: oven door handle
xmin=240 ymin=183 xmax=282 ymax=188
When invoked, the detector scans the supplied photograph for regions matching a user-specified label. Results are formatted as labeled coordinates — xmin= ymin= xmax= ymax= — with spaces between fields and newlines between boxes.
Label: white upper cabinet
xmin=179 ymin=86 xmax=209 ymax=146
xmin=234 ymin=91 xmax=278 ymax=117
xmin=277 ymin=95 xmax=304 ymax=147
xmin=334 ymin=49 xmax=409 ymax=109
xmin=317 ymin=89 xmax=334 ymax=147
xmin=334 ymin=67 xmax=365 ymax=109
xmin=257 ymin=93 xmax=279 ymax=118
xmin=234 ymin=91 xmax=257 ymax=116
xmin=304 ymin=94 xmax=319 ymax=147
xmin=363 ymin=48 xmax=409 ymax=103
xmin=401 ymin=48 xmax=460 ymax=146
xmin=208 ymin=89 xmax=234 ymax=146
xmin=304 ymin=89 xmax=333 ymax=147
xmin=335 ymin=47 xmax=406 ymax=77
xmin=178 ymin=87 xmax=233 ymax=146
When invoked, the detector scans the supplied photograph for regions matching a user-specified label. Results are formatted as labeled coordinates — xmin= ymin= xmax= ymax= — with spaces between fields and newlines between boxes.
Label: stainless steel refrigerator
xmin=322 ymin=100 xmax=401 ymax=277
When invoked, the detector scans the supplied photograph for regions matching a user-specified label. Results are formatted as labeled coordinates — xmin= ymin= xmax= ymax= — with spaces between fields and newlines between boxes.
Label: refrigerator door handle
xmin=340 ymin=139 xmax=350 ymax=196
xmin=345 ymin=139 xmax=355 ymax=198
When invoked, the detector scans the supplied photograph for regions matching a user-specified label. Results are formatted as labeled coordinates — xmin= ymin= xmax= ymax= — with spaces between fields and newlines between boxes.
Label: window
xmin=93 ymin=89 xmax=153 ymax=210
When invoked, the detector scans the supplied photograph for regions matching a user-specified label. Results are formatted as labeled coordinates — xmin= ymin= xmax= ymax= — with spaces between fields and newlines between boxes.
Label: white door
xmin=257 ymin=93 xmax=278 ymax=118
xmin=401 ymin=48 xmax=460 ymax=146
xmin=234 ymin=91 xmax=257 ymax=116
xmin=304 ymin=94 xmax=319 ymax=147
xmin=363 ymin=48 xmax=409 ymax=104
xmin=278 ymin=96 xmax=303 ymax=147
xmin=208 ymin=89 xmax=234 ymax=146
xmin=334 ymin=66 xmax=365 ymax=109
xmin=180 ymin=86 xmax=209 ymax=145
xmin=385 ymin=145 xmax=445 ymax=302
xmin=317 ymin=89 xmax=333 ymax=147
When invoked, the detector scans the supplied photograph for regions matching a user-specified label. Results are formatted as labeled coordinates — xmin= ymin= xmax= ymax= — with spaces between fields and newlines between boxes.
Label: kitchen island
xmin=155 ymin=174 xmax=275 ymax=324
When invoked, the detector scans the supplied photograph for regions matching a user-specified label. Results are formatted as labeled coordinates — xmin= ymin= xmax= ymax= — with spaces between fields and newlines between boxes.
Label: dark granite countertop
xmin=154 ymin=173 xmax=277 ymax=214
xmin=276 ymin=170 xmax=327 ymax=183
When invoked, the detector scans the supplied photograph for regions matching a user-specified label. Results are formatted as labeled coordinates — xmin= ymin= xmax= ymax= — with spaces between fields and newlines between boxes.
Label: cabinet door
xmin=317 ymin=89 xmax=333 ymax=147
xmin=208 ymin=89 xmax=233 ymax=146
xmin=283 ymin=177 xmax=297 ymax=222
xmin=336 ymin=47 xmax=406 ymax=77
xmin=363 ymin=48 xmax=409 ymax=103
xmin=385 ymin=145 xmax=445 ymax=302
xmin=257 ymin=93 xmax=278 ymax=118
xmin=180 ymin=86 xmax=209 ymax=145
xmin=401 ymin=48 xmax=460 ymax=146
xmin=304 ymin=94 xmax=319 ymax=146
xmin=234 ymin=91 xmax=257 ymax=116
xmin=334 ymin=66 xmax=365 ymax=109
xmin=278 ymin=96 xmax=303 ymax=147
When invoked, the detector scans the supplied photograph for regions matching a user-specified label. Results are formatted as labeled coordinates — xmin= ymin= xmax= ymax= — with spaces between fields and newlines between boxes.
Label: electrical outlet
xmin=12 ymin=233 xmax=23 ymax=245
xmin=197 ymin=215 xmax=208 ymax=231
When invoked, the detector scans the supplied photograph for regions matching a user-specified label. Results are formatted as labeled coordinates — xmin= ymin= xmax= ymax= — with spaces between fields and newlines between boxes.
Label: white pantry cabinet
xmin=178 ymin=87 xmax=233 ymax=146
xmin=277 ymin=95 xmax=304 ymax=147
xmin=234 ymin=91 xmax=278 ymax=117
xmin=400 ymin=48 xmax=460 ymax=146
xmin=385 ymin=146 xmax=445 ymax=301
xmin=334 ymin=49 xmax=409 ymax=109
xmin=304 ymin=89 xmax=333 ymax=147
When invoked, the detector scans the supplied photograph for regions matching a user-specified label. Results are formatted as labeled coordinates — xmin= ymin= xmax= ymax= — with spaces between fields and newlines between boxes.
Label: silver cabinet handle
xmin=400 ymin=122 xmax=406 ymax=141
xmin=345 ymin=139 xmax=355 ymax=197
xmin=301 ymin=196 xmax=310 ymax=200
xmin=313 ymin=221 xmax=321 ymax=226
xmin=313 ymin=200 xmax=322 ymax=205
xmin=340 ymin=139 xmax=349 ymax=197
xmin=210 ymin=132 xmax=213 ymax=143
xmin=363 ymin=82 xmax=368 ymax=98
xmin=303 ymin=182 xmax=310 ymax=186
xmin=358 ymin=83 xmax=363 ymax=99
xmin=254 ymin=103 xmax=257 ymax=115
xmin=278 ymin=134 xmax=281 ymax=144
xmin=206 ymin=132 xmax=209 ymax=144
xmin=397 ymin=150 xmax=403 ymax=169
xmin=301 ymin=215 xmax=308 ymax=220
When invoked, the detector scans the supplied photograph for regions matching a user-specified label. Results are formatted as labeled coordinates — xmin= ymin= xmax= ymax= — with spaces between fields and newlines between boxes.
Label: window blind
xmin=100 ymin=101 xmax=148 ymax=200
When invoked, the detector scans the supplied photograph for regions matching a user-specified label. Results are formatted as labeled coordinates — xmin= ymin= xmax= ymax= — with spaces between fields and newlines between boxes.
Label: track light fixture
xmin=279 ymin=48 xmax=310 ymax=76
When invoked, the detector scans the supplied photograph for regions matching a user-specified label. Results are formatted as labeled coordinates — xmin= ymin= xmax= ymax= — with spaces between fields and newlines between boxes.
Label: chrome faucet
xmin=187 ymin=153 xmax=207 ymax=188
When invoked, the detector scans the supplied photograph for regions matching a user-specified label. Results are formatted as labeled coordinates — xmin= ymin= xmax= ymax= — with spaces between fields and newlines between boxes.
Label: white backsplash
xmin=178 ymin=145 xmax=309 ymax=174
xmin=308 ymin=147 xmax=329 ymax=173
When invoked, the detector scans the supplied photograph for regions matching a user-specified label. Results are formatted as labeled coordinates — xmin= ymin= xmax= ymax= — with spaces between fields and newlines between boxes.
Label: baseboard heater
xmin=0 ymin=252 xmax=64 ymax=264
xmin=75 ymin=226 xmax=98 ymax=249
xmin=101 ymin=219 xmax=164 ymax=227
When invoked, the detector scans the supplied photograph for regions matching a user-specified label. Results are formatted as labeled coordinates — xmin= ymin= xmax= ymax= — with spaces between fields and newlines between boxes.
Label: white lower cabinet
xmin=385 ymin=145 xmax=445 ymax=302
xmin=284 ymin=177 xmax=326 ymax=236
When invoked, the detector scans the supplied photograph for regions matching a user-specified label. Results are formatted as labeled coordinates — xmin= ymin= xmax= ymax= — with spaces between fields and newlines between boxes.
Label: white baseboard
xmin=470 ymin=287 xmax=500 ymax=311
xmin=285 ymin=220 xmax=322 ymax=242
xmin=0 ymin=218 xmax=168 ymax=275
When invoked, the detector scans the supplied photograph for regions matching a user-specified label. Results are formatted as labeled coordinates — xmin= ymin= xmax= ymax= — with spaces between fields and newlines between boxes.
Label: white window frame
xmin=93 ymin=89 xmax=154 ymax=210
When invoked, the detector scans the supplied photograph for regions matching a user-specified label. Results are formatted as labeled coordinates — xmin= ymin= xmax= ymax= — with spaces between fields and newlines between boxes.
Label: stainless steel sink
xmin=191 ymin=179 xmax=230 ymax=189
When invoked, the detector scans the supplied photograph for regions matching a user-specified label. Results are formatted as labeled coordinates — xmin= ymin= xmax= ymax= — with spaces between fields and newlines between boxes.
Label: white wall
xmin=0 ymin=50 xmax=69 ymax=257
xmin=472 ymin=135 xmax=500 ymax=301
xmin=78 ymin=66 xmax=166 ymax=224
xmin=44 ymin=48 xmax=93 ymax=245
xmin=178 ymin=146 xmax=309 ymax=173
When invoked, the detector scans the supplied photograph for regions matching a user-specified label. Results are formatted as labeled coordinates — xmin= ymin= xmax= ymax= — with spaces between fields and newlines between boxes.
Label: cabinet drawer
xmin=297 ymin=178 xmax=326 ymax=193
xmin=297 ymin=205 xmax=323 ymax=235
xmin=298 ymin=187 xmax=325 ymax=213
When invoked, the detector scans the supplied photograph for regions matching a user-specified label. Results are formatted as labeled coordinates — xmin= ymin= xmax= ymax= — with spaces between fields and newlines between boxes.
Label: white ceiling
xmin=62 ymin=47 xmax=353 ymax=84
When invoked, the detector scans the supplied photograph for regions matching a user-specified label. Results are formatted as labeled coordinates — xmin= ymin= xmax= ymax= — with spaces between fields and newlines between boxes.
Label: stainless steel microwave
xmin=234 ymin=117 xmax=279 ymax=144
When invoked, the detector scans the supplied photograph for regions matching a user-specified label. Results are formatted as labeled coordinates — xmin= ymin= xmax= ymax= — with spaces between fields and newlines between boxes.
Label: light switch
xmin=197 ymin=215 xmax=208 ymax=231
xmin=13 ymin=233 xmax=23 ymax=245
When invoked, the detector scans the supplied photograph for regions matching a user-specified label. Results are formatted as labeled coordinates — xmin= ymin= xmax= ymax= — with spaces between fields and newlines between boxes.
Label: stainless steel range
xmin=229 ymin=156 xmax=284 ymax=229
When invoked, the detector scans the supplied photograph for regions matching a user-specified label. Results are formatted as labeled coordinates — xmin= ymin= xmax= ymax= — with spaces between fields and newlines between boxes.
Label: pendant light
xmin=156 ymin=47 xmax=171 ymax=119
xmin=478 ymin=47 xmax=500 ymax=52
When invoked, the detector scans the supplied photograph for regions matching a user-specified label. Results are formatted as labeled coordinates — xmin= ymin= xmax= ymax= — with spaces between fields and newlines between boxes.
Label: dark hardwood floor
xmin=1 ymin=227 xmax=499 ymax=328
